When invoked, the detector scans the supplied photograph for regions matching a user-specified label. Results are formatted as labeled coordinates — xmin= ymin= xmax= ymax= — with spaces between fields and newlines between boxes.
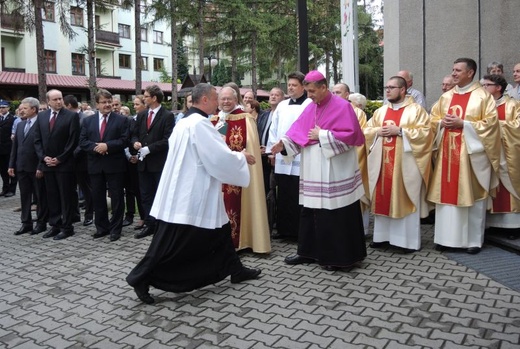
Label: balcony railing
xmin=1 ymin=13 xmax=23 ymax=30
xmin=95 ymin=30 xmax=120 ymax=46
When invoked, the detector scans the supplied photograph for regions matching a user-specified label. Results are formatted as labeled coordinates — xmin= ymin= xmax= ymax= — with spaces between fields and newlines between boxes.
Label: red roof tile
xmin=0 ymin=71 xmax=181 ymax=92
xmin=0 ymin=71 xmax=272 ymax=97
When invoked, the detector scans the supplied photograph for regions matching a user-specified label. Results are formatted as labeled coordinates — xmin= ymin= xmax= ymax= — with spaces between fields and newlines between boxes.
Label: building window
xmin=71 ymin=53 xmax=85 ymax=75
xmin=141 ymin=27 xmax=148 ymax=42
xmin=153 ymin=30 xmax=163 ymax=44
xmin=96 ymin=58 xmax=102 ymax=76
xmin=70 ymin=6 xmax=83 ymax=26
xmin=153 ymin=58 xmax=164 ymax=71
xmin=140 ymin=56 xmax=148 ymax=71
xmin=43 ymin=1 xmax=55 ymax=22
xmin=44 ymin=50 xmax=57 ymax=73
xmin=118 ymin=24 xmax=131 ymax=39
xmin=119 ymin=54 xmax=131 ymax=69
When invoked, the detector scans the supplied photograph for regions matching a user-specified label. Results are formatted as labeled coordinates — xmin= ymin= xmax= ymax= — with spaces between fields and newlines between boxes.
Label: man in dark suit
xmin=34 ymin=89 xmax=80 ymax=240
xmin=132 ymin=85 xmax=175 ymax=239
xmin=64 ymin=94 xmax=94 ymax=227
xmin=80 ymin=89 xmax=129 ymax=242
xmin=0 ymin=99 xmax=17 ymax=197
xmin=8 ymin=97 xmax=48 ymax=235
xmin=256 ymin=87 xmax=285 ymax=196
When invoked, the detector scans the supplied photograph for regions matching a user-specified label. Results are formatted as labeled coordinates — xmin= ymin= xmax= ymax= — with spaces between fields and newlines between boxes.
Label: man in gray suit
xmin=9 ymin=97 xmax=48 ymax=235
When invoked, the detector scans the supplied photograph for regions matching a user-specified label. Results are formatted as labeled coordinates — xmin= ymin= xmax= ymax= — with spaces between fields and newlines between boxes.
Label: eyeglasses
xmin=384 ymin=86 xmax=401 ymax=90
xmin=481 ymin=83 xmax=497 ymax=87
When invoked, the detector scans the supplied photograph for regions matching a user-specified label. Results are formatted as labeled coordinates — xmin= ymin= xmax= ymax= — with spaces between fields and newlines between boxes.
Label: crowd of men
xmin=2 ymin=58 xmax=520 ymax=298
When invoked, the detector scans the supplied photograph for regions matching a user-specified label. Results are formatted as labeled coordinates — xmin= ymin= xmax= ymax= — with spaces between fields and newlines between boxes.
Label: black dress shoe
xmin=93 ymin=231 xmax=109 ymax=239
xmin=400 ymin=247 xmax=416 ymax=254
xmin=134 ymin=226 xmax=154 ymax=239
xmin=466 ymin=247 xmax=481 ymax=254
xmin=122 ymin=218 xmax=133 ymax=227
xmin=435 ymin=244 xmax=448 ymax=252
xmin=322 ymin=265 xmax=340 ymax=271
xmin=83 ymin=218 xmax=93 ymax=226
xmin=14 ymin=225 xmax=33 ymax=235
xmin=271 ymin=232 xmax=285 ymax=239
xmin=54 ymin=231 xmax=74 ymax=240
xmin=31 ymin=225 xmax=47 ymax=235
xmin=110 ymin=234 xmax=121 ymax=242
xmin=0 ymin=191 xmax=6 ymax=197
xmin=43 ymin=228 xmax=60 ymax=238
xmin=230 ymin=267 xmax=261 ymax=284
xmin=369 ymin=241 xmax=387 ymax=248
xmin=284 ymin=255 xmax=316 ymax=265
xmin=4 ymin=192 xmax=15 ymax=197
xmin=134 ymin=284 xmax=154 ymax=304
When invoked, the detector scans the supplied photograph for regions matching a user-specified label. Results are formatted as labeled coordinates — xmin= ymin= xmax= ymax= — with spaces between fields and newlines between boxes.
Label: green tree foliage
xmin=211 ymin=61 xmax=232 ymax=86
xmin=357 ymin=5 xmax=383 ymax=100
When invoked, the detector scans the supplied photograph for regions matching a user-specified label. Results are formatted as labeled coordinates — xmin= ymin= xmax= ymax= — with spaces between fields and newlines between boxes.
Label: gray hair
xmin=21 ymin=97 xmax=40 ymax=110
xmin=348 ymin=93 xmax=367 ymax=109
xmin=192 ymin=83 xmax=215 ymax=104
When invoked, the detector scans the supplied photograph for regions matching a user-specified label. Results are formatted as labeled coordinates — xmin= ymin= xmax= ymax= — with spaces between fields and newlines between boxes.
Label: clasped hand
xmin=442 ymin=114 xmax=463 ymax=129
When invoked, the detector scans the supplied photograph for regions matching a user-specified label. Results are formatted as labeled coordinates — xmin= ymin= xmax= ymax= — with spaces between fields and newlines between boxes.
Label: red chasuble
xmin=492 ymin=104 xmax=511 ymax=213
xmin=220 ymin=110 xmax=248 ymax=248
xmin=440 ymin=93 xmax=471 ymax=205
xmin=373 ymin=108 xmax=404 ymax=216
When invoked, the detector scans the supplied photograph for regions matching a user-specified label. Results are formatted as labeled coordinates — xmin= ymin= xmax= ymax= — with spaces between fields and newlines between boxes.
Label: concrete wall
xmin=384 ymin=0 xmax=520 ymax=109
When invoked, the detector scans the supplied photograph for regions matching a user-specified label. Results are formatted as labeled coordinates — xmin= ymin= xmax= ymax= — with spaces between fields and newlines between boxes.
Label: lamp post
xmin=205 ymin=55 xmax=218 ymax=83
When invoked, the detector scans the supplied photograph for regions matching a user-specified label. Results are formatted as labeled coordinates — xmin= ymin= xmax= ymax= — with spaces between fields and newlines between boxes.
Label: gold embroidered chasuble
xmin=353 ymin=106 xmax=370 ymax=211
xmin=492 ymin=96 xmax=520 ymax=213
xmin=427 ymin=82 xmax=501 ymax=207
xmin=210 ymin=112 xmax=271 ymax=253
xmin=364 ymin=97 xmax=433 ymax=219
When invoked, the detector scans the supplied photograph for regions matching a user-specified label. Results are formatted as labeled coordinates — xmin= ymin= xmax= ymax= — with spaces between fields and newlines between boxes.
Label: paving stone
xmin=10 ymin=339 xmax=50 ymax=349
xmin=384 ymin=341 xmax=423 ymax=349
xmin=22 ymin=327 xmax=59 ymax=344
xmin=298 ymin=330 xmax=335 ymax=348
xmin=272 ymin=336 xmax=309 ymax=349
xmin=218 ymin=335 xmax=256 ymax=349
xmin=116 ymin=333 xmax=153 ymax=348
xmin=429 ymin=329 xmax=465 ymax=344
xmin=88 ymin=338 xmax=129 ymax=349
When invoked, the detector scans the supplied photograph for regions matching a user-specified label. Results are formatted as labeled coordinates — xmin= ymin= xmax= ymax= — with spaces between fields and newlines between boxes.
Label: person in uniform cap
xmin=0 ymin=99 xmax=17 ymax=197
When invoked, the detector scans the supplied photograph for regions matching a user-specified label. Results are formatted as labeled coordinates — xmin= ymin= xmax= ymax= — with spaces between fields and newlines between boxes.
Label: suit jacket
xmin=33 ymin=108 xmax=80 ymax=172
xmin=0 ymin=112 xmax=15 ymax=155
xmin=74 ymin=111 xmax=90 ymax=172
xmin=131 ymin=106 xmax=175 ymax=173
xmin=257 ymin=109 xmax=272 ymax=146
xmin=9 ymin=118 xmax=42 ymax=173
xmin=79 ymin=112 xmax=129 ymax=174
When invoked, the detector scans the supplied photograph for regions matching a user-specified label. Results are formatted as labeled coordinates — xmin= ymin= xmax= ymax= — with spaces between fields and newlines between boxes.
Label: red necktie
xmin=49 ymin=111 xmax=57 ymax=131
xmin=147 ymin=110 xmax=154 ymax=130
xmin=100 ymin=114 xmax=107 ymax=139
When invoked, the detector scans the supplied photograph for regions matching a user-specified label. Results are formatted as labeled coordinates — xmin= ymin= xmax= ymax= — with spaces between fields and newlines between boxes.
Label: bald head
xmin=332 ymin=83 xmax=350 ymax=100
xmin=397 ymin=70 xmax=412 ymax=89
xmin=441 ymin=75 xmax=455 ymax=93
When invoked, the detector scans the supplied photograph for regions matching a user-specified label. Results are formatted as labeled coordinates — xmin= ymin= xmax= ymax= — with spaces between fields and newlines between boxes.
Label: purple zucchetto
xmin=304 ymin=70 xmax=326 ymax=82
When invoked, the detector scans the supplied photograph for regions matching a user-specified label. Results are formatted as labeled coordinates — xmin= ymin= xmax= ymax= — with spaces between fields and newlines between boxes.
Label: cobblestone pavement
xmin=1 ymin=195 xmax=519 ymax=349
